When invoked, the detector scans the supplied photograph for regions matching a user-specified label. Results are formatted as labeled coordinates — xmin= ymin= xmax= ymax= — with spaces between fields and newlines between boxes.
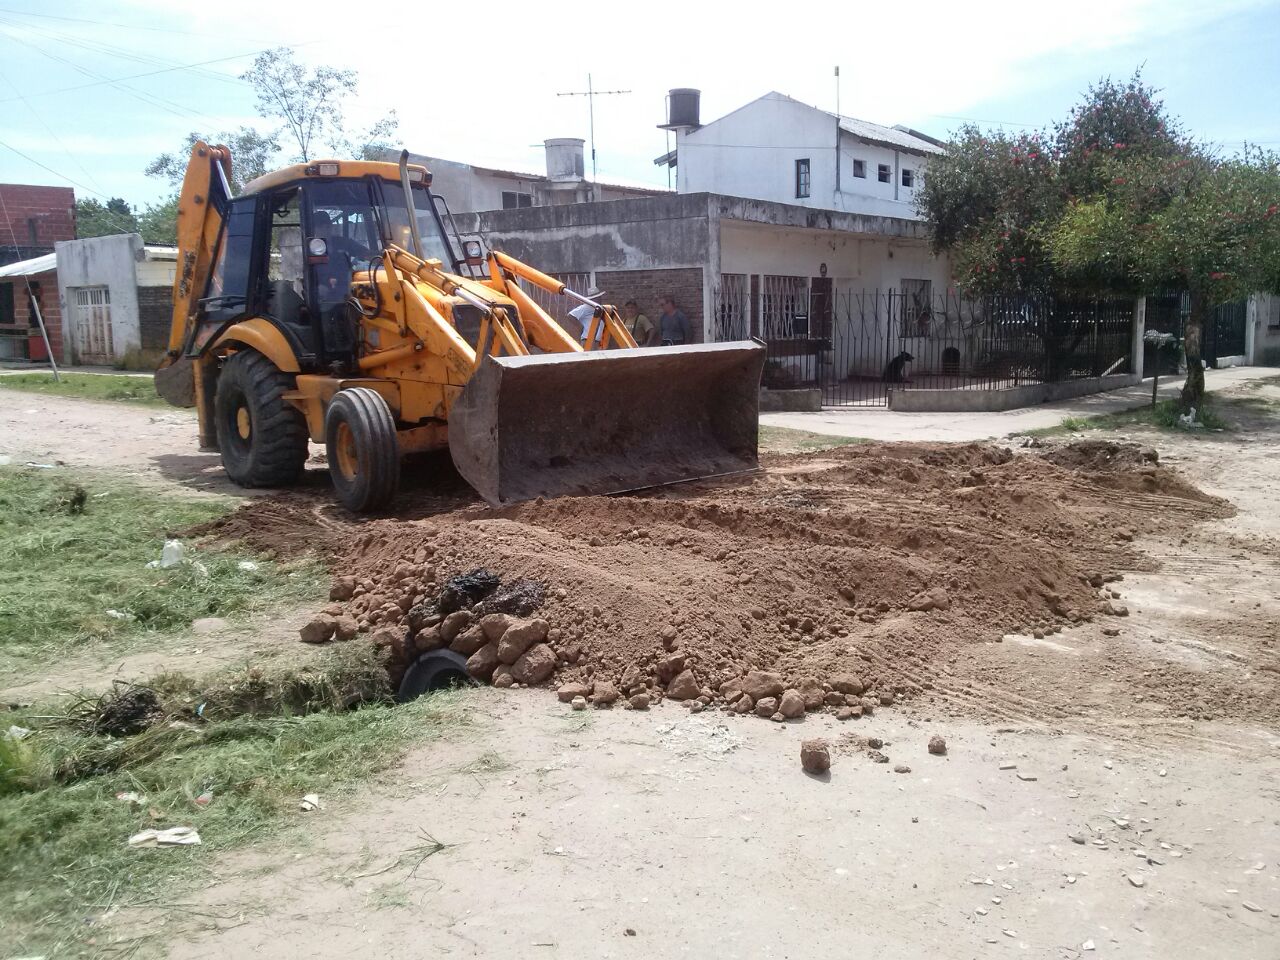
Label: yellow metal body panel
xmin=241 ymin=160 xmax=430 ymax=197
xmin=213 ymin=318 xmax=302 ymax=373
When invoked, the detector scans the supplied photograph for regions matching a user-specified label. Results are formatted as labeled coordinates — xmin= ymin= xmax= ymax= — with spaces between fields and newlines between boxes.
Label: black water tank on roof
xmin=667 ymin=88 xmax=701 ymax=128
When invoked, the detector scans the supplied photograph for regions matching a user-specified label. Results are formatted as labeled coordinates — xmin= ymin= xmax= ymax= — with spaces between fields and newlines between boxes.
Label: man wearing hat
xmin=567 ymin=285 xmax=607 ymax=347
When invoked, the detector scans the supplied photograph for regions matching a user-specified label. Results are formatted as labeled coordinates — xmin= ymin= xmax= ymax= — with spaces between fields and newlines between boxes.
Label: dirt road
xmin=139 ymin=690 xmax=1279 ymax=959
xmin=6 ymin=380 xmax=1280 ymax=958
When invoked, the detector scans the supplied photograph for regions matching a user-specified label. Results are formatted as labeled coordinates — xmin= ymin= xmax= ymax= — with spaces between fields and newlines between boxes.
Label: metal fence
xmin=741 ymin=287 xmax=1136 ymax=407
xmin=1144 ymin=292 xmax=1248 ymax=373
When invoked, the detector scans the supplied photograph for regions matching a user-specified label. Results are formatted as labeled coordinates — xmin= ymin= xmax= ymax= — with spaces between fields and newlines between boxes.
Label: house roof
xmin=0 ymin=252 xmax=56 ymax=278
xmin=143 ymin=245 xmax=178 ymax=261
xmin=687 ymin=91 xmax=945 ymax=158
xmin=837 ymin=117 xmax=945 ymax=156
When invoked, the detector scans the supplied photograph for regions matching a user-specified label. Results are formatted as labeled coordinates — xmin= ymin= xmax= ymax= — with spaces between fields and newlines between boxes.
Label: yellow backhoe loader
xmin=155 ymin=143 xmax=764 ymax=511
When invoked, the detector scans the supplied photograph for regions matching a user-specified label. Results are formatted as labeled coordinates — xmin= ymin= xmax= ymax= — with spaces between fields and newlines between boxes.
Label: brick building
xmin=0 ymin=184 xmax=75 ymax=361
xmin=0 ymin=254 xmax=61 ymax=361
xmin=0 ymin=184 xmax=76 ymax=266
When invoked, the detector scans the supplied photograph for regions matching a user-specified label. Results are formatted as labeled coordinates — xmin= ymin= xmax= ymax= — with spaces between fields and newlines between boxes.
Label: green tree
xmin=138 ymin=195 xmax=179 ymax=246
xmin=145 ymin=127 xmax=280 ymax=195
xmin=75 ymin=197 xmax=138 ymax=238
xmin=1051 ymin=148 xmax=1280 ymax=410
xmin=917 ymin=72 xmax=1189 ymax=296
xmin=240 ymin=47 xmax=398 ymax=163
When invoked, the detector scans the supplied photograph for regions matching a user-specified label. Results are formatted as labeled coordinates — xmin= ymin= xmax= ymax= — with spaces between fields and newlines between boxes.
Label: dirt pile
xmin=247 ymin=439 xmax=1238 ymax=721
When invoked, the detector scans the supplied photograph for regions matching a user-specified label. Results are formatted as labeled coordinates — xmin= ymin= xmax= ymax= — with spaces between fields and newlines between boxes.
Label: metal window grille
xmin=877 ymin=164 xmax=891 ymax=183
xmin=795 ymin=159 xmax=811 ymax=198
xmin=712 ymin=274 xmax=750 ymax=341
xmin=760 ymin=275 xmax=809 ymax=340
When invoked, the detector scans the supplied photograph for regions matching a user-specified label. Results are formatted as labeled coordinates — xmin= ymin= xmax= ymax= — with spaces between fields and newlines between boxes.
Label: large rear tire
xmin=325 ymin=388 xmax=400 ymax=512
xmin=214 ymin=349 xmax=308 ymax=488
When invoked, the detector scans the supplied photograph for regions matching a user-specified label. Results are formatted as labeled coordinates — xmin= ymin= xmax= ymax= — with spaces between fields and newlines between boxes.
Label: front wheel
xmin=213 ymin=349 xmax=308 ymax=487
xmin=325 ymin=388 xmax=400 ymax=512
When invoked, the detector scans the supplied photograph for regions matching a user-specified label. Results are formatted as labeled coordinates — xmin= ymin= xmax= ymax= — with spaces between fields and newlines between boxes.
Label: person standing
xmin=656 ymin=295 xmax=691 ymax=346
xmin=622 ymin=300 xmax=656 ymax=346
xmin=567 ymin=286 xmax=607 ymax=347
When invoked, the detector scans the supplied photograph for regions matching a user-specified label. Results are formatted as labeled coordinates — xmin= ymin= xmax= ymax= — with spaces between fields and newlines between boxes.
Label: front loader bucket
xmin=154 ymin=354 xmax=196 ymax=407
xmin=448 ymin=341 xmax=766 ymax=506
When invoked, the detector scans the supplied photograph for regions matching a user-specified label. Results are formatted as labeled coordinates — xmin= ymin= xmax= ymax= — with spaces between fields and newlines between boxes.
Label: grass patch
xmin=1023 ymin=395 xmax=1232 ymax=438
xmin=0 ymin=466 xmax=323 ymax=671
xmin=0 ymin=644 xmax=469 ymax=955
xmin=0 ymin=371 xmax=168 ymax=407
xmin=758 ymin=425 xmax=868 ymax=454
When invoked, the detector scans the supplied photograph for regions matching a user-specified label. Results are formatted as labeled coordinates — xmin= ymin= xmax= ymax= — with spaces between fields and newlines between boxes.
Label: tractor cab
xmin=193 ymin=162 xmax=468 ymax=373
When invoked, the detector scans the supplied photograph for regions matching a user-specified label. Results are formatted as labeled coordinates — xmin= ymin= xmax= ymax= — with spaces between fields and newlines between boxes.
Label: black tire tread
xmin=325 ymin=387 xmax=400 ymax=512
xmin=215 ymin=349 xmax=308 ymax=487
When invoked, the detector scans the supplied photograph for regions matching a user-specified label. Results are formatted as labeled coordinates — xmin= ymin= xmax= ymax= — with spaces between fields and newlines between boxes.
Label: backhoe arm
xmin=155 ymin=141 xmax=233 ymax=408
xmin=487 ymin=250 xmax=638 ymax=350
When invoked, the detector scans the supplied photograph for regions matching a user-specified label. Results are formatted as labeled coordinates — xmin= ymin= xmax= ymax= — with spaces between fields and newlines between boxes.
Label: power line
xmin=0 ymin=5 xmax=273 ymax=39
xmin=0 ymin=44 xmax=302 ymax=105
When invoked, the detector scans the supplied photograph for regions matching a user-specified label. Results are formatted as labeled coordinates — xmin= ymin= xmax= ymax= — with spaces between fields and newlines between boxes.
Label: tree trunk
xmin=1180 ymin=287 xmax=1206 ymax=412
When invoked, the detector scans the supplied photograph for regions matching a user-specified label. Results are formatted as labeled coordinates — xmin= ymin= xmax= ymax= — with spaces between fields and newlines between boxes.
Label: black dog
xmin=883 ymin=351 xmax=914 ymax=383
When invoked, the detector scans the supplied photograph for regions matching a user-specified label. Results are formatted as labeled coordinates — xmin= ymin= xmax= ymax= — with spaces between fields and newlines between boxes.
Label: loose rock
xmin=928 ymin=735 xmax=947 ymax=756
xmin=329 ymin=576 xmax=356 ymax=601
xmin=754 ymin=696 xmax=779 ymax=718
xmin=498 ymin=619 xmax=549 ymax=664
xmin=741 ymin=670 xmax=785 ymax=701
xmin=778 ymin=689 xmax=806 ymax=719
xmin=592 ymin=681 xmax=621 ymax=706
xmin=440 ymin=610 xmax=472 ymax=643
xmin=629 ymin=693 xmax=651 ymax=710
xmin=557 ymin=682 xmax=592 ymax=703
xmin=299 ymin=615 xmax=337 ymax=645
xmin=666 ymin=669 xmax=701 ymax=701
xmin=466 ymin=642 xmax=500 ymax=681
xmin=511 ymin=643 xmax=557 ymax=684
xmin=800 ymin=739 xmax=831 ymax=774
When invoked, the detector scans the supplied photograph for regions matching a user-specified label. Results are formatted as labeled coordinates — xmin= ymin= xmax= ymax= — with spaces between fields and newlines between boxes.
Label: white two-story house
xmin=656 ymin=91 xmax=944 ymax=220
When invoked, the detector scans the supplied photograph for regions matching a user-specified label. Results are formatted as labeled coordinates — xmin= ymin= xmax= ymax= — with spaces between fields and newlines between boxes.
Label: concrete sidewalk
xmin=760 ymin=366 xmax=1280 ymax=442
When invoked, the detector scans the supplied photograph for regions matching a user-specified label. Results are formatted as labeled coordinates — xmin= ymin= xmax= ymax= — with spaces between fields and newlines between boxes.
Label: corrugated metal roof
xmin=0 ymin=252 xmax=56 ymax=278
xmin=837 ymin=117 xmax=945 ymax=155
xmin=144 ymin=245 xmax=178 ymax=260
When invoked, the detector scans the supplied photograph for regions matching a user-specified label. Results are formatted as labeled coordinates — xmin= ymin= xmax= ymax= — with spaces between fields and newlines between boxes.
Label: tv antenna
xmin=556 ymin=74 xmax=631 ymax=180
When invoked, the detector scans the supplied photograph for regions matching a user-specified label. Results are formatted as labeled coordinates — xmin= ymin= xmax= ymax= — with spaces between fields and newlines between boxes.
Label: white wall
xmin=718 ymin=220 xmax=949 ymax=292
xmin=54 ymin=234 xmax=144 ymax=362
xmin=677 ymin=96 xmax=838 ymax=207
xmin=834 ymin=135 xmax=928 ymax=220
xmin=677 ymin=96 xmax=934 ymax=220
xmin=137 ymin=256 xmax=176 ymax=288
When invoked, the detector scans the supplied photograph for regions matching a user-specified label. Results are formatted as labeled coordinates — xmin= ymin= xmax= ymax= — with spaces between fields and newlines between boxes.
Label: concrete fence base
xmin=886 ymin=373 xmax=1141 ymax=413
xmin=759 ymin=388 xmax=822 ymax=412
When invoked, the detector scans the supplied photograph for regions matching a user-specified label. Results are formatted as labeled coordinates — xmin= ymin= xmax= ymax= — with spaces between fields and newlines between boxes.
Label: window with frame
xmin=0 ymin=283 xmax=13 ymax=325
xmin=795 ymin=158 xmax=811 ymax=198
xmin=852 ymin=159 xmax=866 ymax=178
xmin=901 ymin=168 xmax=914 ymax=188
xmin=761 ymin=274 xmax=809 ymax=339
xmin=502 ymin=191 xmax=533 ymax=210
xmin=877 ymin=164 xmax=891 ymax=183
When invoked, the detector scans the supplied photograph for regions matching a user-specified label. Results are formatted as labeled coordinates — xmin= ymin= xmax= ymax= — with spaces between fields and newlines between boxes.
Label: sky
xmin=0 ymin=0 xmax=1277 ymax=212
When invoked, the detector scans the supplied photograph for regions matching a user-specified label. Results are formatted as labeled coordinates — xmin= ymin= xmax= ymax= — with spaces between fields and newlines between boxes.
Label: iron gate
xmin=752 ymin=288 xmax=1135 ymax=407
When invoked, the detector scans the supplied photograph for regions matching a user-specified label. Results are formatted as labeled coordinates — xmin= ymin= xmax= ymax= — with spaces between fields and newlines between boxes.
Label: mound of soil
xmin=209 ymin=440 xmax=1241 ymax=720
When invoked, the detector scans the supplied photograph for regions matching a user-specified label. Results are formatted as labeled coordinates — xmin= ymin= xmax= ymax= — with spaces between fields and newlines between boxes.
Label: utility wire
xmin=0 ymin=44 xmax=305 ymax=105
